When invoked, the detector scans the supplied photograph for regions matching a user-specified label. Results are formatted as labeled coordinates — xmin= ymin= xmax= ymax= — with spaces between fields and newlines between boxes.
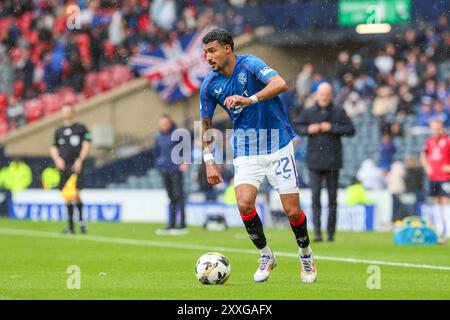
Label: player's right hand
xmin=206 ymin=162 xmax=223 ymax=185
xmin=55 ymin=157 xmax=66 ymax=170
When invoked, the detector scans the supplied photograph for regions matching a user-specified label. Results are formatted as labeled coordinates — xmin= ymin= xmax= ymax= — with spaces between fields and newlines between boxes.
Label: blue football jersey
xmin=200 ymin=54 xmax=295 ymax=157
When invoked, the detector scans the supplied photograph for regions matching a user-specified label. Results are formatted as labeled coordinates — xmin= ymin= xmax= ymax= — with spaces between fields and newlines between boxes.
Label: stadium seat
xmin=0 ymin=94 xmax=8 ymax=112
xmin=83 ymin=72 xmax=100 ymax=98
xmin=58 ymin=87 xmax=78 ymax=106
xmin=24 ymin=99 xmax=45 ymax=123
xmin=111 ymin=65 xmax=133 ymax=88
xmin=0 ymin=111 xmax=7 ymax=123
xmin=97 ymin=69 xmax=112 ymax=92
xmin=41 ymin=93 xmax=62 ymax=116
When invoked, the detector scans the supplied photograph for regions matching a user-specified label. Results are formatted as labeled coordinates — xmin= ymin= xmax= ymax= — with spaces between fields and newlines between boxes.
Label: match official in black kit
xmin=50 ymin=104 xmax=92 ymax=234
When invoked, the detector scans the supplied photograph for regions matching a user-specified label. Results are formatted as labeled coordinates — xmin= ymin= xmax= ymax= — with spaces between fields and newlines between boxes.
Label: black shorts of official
xmin=59 ymin=167 xmax=84 ymax=191
xmin=429 ymin=180 xmax=450 ymax=197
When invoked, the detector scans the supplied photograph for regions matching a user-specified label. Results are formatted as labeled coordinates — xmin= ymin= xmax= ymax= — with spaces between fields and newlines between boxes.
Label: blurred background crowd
xmin=0 ymin=0 xmax=448 ymax=223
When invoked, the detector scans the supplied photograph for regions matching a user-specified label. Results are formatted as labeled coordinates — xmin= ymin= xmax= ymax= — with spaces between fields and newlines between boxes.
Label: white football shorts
xmin=233 ymin=141 xmax=300 ymax=194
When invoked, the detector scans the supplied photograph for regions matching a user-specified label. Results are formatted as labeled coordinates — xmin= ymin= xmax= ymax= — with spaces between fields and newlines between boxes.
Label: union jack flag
xmin=129 ymin=28 xmax=213 ymax=104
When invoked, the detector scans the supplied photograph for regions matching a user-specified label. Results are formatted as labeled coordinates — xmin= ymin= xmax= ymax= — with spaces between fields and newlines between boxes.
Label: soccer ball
xmin=195 ymin=252 xmax=231 ymax=285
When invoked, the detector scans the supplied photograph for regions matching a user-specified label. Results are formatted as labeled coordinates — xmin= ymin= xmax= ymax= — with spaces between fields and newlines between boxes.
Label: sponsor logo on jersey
xmin=260 ymin=66 xmax=274 ymax=76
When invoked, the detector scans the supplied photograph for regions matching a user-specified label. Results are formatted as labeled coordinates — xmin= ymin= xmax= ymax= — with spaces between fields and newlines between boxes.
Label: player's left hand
xmin=72 ymin=158 xmax=83 ymax=174
xmin=224 ymin=95 xmax=251 ymax=109
xmin=442 ymin=165 xmax=450 ymax=173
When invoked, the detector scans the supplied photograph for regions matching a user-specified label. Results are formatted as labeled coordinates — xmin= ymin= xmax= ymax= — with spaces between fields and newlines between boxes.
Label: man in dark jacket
xmin=295 ymin=83 xmax=355 ymax=242
xmin=154 ymin=114 xmax=188 ymax=234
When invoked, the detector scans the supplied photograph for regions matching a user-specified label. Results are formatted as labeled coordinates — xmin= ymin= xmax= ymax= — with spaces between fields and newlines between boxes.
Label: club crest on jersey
xmin=238 ymin=72 xmax=247 ymax=85
xmin=214 ymin=87 xmax=223 ymax=96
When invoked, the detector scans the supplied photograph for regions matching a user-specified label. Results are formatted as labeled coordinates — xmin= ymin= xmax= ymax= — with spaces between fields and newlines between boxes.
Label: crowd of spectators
xmin=293 ymin=17 xmax=449 ymax=194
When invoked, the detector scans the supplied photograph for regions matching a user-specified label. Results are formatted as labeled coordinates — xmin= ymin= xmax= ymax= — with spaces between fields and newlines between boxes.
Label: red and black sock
xmin=240 ymin=208 xmax=267 ymax=250
xmin=289 ymin=210 xmax=310 ymax=249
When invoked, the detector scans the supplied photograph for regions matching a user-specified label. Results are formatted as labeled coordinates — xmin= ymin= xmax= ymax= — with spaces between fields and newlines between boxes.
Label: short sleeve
xmin=80 ymin=125 xmax=92 ymax=142
xmin=200 ymin=78 xmax=217 ymax=119
xmin=244 ymin=55 xmax=279 ymax=84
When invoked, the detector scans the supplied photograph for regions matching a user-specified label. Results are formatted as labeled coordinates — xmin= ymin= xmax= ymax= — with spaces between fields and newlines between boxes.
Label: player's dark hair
xmin=202 ymin=29 xmax=234 ymax=51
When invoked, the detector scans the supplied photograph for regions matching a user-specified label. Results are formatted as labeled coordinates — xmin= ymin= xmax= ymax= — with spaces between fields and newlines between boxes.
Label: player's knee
xmin=237 ymin=200 xmax=254 ymax=214
xmin=285 ymin=206 xmax=301 ymax=220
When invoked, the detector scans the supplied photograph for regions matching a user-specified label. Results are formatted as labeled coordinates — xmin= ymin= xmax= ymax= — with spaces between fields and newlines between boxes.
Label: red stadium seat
xmin=111 ymin=65 xmax=133 ymax=88
xmin=58 ymin=87 xmax=78 ymax=106
xmin=0 ymin=111 xmax=7 ymax=122
xmin=0 ymin=94 xmax=8 ymax=112
xmin=83 ymin=72 xmax=100 ymax=97
xmin=24 ymin=99 xmax=45 ymax=123
xmin=97 ymin=69 xmax=112 ymax=92
xmin=41 ymin=93 xmax=62 ymax=115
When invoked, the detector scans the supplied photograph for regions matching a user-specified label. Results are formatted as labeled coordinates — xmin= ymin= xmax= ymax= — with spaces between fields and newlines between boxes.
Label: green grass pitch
xmin=0 ymin=218 xmax=449 ymax=300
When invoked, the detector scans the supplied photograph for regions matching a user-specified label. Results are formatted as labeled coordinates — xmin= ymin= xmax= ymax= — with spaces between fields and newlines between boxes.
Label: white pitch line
xmin=1 ymin=227 xmax=450 ymax=271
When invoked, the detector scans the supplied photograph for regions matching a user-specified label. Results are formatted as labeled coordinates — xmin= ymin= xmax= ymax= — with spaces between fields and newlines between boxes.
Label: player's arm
xmin=73 ymin=128 xmax=92 ymax=174
xmin=224 ymin=75 xmax=288 ymax=109
xmin=78 ymin=140 xmax=91 ymax=162
xmin=50 ymin=132 xmax=65 ymax=170
xmin=201 ymin=117 xmax=223 ymax=185
xmin=199 ymin=77 xmax=223 ymax=185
